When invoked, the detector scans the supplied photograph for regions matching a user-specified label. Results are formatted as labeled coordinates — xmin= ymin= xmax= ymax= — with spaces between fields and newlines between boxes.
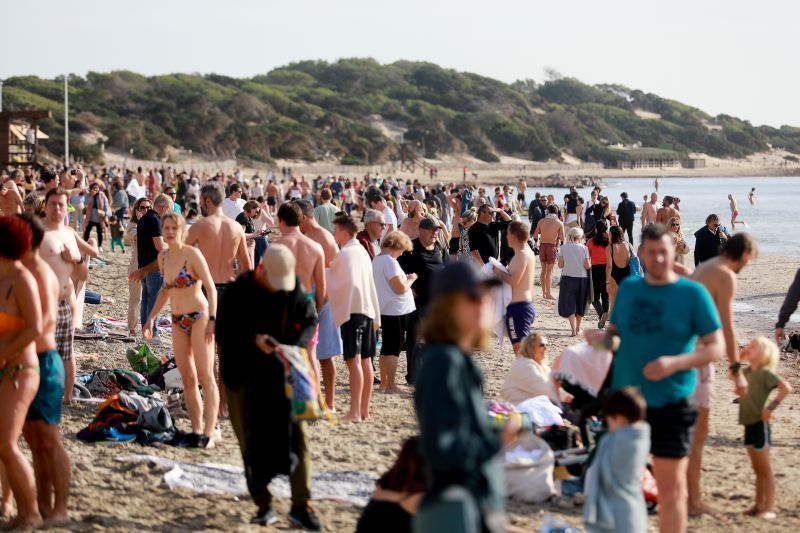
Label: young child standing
xmin=739 ymin=336 xmax=793 ymax=520
xmin=583 ymin=387 xmax=650 ymax=533
xmin=109 ymin=215 xmax=125 ymax=253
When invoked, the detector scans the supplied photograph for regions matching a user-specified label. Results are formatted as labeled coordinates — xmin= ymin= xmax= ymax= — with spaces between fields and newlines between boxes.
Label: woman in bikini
xmin=605 ymin=225 xmax=633 ymax=316
xmin=0 ymin=216 xmax=43 ymax=528
xmin=142 ymin=213 xmax=219 ymax=448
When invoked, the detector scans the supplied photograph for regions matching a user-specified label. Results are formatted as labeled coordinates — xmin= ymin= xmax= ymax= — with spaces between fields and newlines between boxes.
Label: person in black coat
xmin=693 ymin=214 xmax=729 ymax=266
xmin=616 ymin=192 xmax=637 ymax=244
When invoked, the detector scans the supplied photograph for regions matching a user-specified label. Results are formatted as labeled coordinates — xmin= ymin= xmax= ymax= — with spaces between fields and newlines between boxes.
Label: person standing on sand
xmin=748 ymin=187 xmax=756 ymax=206
xmin=492 ymin=221 xmax=536 ymax=354
xmin=728 ymin=194 xmax=747 ymax=229
xmin=532 ymin=205 xmax=564 ymax=300
xmin=297 ymin=200 xmax=341 ymax=410
xmin=592 ymin=223 xmax=724 ymax=533
xmin=313 ymin=188 xmax=339 ymax=233
xmin=687 ymin=233 xmax=756 ymax=517
xmin=328 ymin=215 xmax=381 ymax=422
xmin=185 ymin=183 xmax=251 ymax=417
xmin=414 ymin=261 xmax=513 ymax=533
xmin=215 ymin=244 xmax=321 ymax=531
xmin=557 ymin=227 xmax=591 ymax=337
xmin=0 ymin=216 xmax=43 ymax=530
xmin=775 ymin=267 xmax=800 ymax=345
xmin=693 ymin=214 xmax=729 ymax=267
xmin=40 ymin=188 xmax=98 ymax=404
xmin=641 ymin=193 xmax=658 ymax=229
xmin=616 ymin=192 xmax=637 ymax=245
xmin=19 ymin=215 xmax=71 ymax=525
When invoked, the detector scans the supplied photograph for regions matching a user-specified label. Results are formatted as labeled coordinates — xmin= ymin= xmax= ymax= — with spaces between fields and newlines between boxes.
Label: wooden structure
xmin=399 ymin=141 xmax=437 ymax=177
xmin=0 ymin=110 xmax=52 ymax=166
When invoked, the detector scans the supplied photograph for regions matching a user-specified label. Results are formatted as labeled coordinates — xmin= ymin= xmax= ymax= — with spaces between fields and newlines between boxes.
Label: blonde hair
xmin=518 ymin=333 xmax=543 ymax=360
xmin=753 ymin=336 xmax=780 ymax=370
xmin=381 ymin=230 xmax=413 ymax=252
xmin=160 ymin=212 xmax=186 ymax=237
xmin=461 ymin=207 xmax=478 ymax=225
xmin=567 ymin=227 xmax=584 ymax=242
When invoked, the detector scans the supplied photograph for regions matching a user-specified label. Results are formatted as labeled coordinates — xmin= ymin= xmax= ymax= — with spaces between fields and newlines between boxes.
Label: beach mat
xmin=116 ymin=454 xmax=375 ymax=505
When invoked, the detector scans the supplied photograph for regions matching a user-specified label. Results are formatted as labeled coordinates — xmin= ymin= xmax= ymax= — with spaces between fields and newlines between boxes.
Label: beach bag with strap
xmin=504 ymin=434 xmax=556 ymax=503
xmin=627 ymin=243 xmax=643 ymax=277
xmin=274 ymin=344 xmax=334 ymax=423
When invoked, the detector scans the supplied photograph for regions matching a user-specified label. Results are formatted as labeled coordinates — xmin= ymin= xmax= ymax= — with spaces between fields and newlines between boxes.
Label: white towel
xmin=482 ymin=259 xmax=511 ymax=350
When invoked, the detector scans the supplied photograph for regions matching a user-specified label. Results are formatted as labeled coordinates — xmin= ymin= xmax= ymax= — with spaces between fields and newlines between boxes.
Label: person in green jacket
xmin=413 ymin=261 xmax=517 ymax=533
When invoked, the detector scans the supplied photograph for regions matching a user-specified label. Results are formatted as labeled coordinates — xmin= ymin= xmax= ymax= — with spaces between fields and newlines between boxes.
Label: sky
xmin=2 ymin=0 xmax=798 ymax=127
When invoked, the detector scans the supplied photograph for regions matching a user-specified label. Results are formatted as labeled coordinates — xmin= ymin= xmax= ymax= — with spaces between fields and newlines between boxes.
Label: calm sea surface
xmin=523 ymin=176 xmax=800 ymax=258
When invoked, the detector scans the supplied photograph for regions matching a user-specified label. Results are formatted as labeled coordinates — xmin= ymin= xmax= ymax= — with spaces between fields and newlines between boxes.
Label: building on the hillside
xmin=683 ymin=158 xmax=706 ymax=169
xmin=0 ymin=110 xmax=52 ymax=166
xmin=592 ymin=146 xmax=686 ymax=169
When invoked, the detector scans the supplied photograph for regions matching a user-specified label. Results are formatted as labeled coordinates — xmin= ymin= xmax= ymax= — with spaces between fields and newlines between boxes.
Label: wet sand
xmin=21 ymin=253 xmax=800 ymax=532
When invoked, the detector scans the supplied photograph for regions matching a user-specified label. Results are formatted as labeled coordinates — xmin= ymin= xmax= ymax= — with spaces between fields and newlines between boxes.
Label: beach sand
xmin=23 ymin=253 xmax=800 ymax=532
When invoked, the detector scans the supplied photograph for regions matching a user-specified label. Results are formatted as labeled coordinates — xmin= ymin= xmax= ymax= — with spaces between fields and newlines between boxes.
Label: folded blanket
xmin=552 ymin=341 xmax=612 ymax=397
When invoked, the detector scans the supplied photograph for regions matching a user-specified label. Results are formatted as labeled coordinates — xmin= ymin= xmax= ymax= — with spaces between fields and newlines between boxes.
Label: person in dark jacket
xmin=775 ymin=268 xmax=800 ymax=345
xmin=693 ymin=214 xmax=729 ymax=266
xmin=413 ymin=261 xmax=517 ymax=533
xmin=616 ymin=192 xmax=637 ymax=244
xmin=528 ymin=193 xmax=544 ymax=233
xmin=215 ymin=244 xmax=322 ymax=530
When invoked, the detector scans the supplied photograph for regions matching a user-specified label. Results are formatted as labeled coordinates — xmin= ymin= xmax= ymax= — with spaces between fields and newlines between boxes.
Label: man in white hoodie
xmin=328 ymin=214 xmax=381 ymax=422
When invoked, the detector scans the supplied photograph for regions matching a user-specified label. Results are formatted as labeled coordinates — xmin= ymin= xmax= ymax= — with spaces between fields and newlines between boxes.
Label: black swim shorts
xmin=646 ymin=398 xmax=698 ymax=458
xmin=341 ymin=313 xmax=376 ymax=360
xmin=744 ymin=421 xmax=771 ymax=451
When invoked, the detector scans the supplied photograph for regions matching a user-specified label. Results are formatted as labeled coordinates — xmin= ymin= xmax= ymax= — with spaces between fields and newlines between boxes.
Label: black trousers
xmin=404 ymin=307 xmax=425 ymax=385
xmin=621 ymin=222 xmax=634 ymax=245
xmin=590 ymin=264 xmax=609 ymax=318
xmin=84 ymin=221 xmax=103 ymax=247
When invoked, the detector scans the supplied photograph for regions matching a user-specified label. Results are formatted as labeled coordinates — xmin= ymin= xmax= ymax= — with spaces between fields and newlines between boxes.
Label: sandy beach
xmin=19 ymin=249 xmax=795 ymax=533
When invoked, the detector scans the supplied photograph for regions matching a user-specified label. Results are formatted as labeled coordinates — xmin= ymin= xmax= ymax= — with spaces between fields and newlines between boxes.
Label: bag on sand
xmin=504 ymin=434 xmax=556 ymax=503
xmin=126 ymin=344 xmax=161 ymax=377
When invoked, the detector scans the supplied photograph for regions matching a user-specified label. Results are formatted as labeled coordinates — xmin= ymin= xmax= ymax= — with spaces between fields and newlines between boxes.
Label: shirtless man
xmin=641 ymin=192 xmax=659 ymax=229
xmin=186 ymin=183 xmax=251 ymax=416
xmin=19 ymin=214 xmax=71 ymax=524
xmin=297 ymin=200 xmax=341 ymax=409
xmin=532 ymin=205 xmax=564 ymax=300
xmin=0 ymin=179 xmax=23 ymax=215
xmin=399 ymin=200 xmax=426 ymax=241
xmin=687 ymin=233 xmax=754 ymax=517
xmin=656 ymin=195 xmax=680 ymax=225
xmin=728 ymin=194 xmax=747 ymax=229
xmin=493 ymin=221 xmax=536 ymax=354
xmin=40 ymin=188 xmax=97 ymax=403
xmin=266 ymin=180 xmax=279 ymax=215
xmin=748 ymin=187 xmax=756 ymax=207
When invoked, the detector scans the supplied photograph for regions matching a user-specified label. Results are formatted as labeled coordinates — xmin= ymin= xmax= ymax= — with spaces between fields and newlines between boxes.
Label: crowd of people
xmin=0 ymin=163 xmax=795 ymax=532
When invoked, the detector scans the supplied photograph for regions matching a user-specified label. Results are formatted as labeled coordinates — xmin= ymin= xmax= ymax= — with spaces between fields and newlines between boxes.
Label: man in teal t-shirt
xmin=601 ymin=224 xmax=724 ymax=533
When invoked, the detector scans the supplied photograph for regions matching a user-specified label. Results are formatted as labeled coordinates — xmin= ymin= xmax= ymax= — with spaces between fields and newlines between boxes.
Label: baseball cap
xmin=261 ymin=244 xmax=296 ymax=291
xmin=430 ymin=260 xmax=501 ymax=300
xmin=418 ymin=217 xmax=437 ymax=231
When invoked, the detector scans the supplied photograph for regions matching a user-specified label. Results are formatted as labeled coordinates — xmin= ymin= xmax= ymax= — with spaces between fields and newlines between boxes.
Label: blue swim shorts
xmin=316 ymin=301 xmax=343 ymax=360
xmin=505 ymin=301 xmax=536 ymax=345
xmin=27 ymin=349 xmax=65 ymax=425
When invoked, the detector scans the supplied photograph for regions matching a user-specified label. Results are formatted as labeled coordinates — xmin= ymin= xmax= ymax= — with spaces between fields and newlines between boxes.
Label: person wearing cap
xmin=356 ymin=209 xmax=385 ymax=261
xmin=328 ymin=214 xmax=381 ymax=422
xmin=413 ymin=261 xmax=514 ymax=533
xmin=215 ymin=243 xmax=322 ymax=530
xmin=398 ymin=216 xmax=446 ymax=384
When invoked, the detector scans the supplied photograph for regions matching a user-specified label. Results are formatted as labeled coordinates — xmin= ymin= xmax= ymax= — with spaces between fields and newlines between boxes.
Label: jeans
xmin=254 ymin=236 xmax=268 ymax=268
xmin=85 ymin=290 xmax=102 ymax=305
xmin=405 ymin=307 xmax=425 ymax=385
xmin=140 ymin=270 xmax=163 ymax=336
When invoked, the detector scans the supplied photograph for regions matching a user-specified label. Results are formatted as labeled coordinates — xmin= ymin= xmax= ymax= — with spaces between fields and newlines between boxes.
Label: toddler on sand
xmin=583 ymin=387 xmax=650 ymax=533
xmin=109 ymin=215 xmax=125 ymax=253
xmin=739 ymin=336 xmax=793 ymax=520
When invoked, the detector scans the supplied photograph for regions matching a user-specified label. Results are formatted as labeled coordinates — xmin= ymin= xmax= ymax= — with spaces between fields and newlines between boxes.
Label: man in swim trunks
xmin=19 ymin=214 xmax=71 ymax=524
xmin=40 ymin=188 xmax=98 ymax=403
xmin=492 ymin=221 xmax=536 ymax=354
xmin=186 ymin=183 xmax=251 ymax=417
xmin=265 ymin=180 xmax=279 ymax=215
xmin=688 ymin=233 xmax=755 ymax=517
xmin=532 ymin=205 xmax=564 ymax=300
xmin=297 ymin=200 xmax=341 ymax=410
xmin=641 ymin=192 xmax=658 ymax=229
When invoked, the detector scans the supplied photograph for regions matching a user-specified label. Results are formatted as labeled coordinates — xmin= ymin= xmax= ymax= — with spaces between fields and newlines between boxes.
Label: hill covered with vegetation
xmin=4 ymin=58 xmax=800 ymax=165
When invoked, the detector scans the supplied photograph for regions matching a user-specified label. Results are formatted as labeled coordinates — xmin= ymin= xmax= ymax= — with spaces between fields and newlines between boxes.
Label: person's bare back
xmin=186 ymin=214 xmax=249 ymax=284
xmin=27 ymin=256 xmax=60 ymax=352
xmin=692 ymin=257 xmax=735 ymax=313
xmin=304 ymin=224 xmax=338 ymax=268
xmin=277 ymin=230 xmax=326 ymax=309
xmin=0 ymin=186 xmax=22 ymax=215
xmin=508 ymin=246 xmax=536 ymax=302
xmin=534 ymin=216 xmax=564 ymax=245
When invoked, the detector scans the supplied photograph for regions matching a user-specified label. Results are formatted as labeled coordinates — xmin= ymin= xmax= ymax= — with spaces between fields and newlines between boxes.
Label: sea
xmin=522 ymin=176 xmax=800 ymax=258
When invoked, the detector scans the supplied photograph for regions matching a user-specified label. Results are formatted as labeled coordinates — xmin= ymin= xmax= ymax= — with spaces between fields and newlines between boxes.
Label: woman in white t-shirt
xmin=557 ymin=227 xmax=591 ymax=336
xmin=372 ymin=231 xmax=417 ymax=393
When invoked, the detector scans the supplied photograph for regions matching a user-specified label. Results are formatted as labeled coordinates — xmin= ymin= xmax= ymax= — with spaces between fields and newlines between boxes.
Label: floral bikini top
xmin=162 ymin=256 xmax=198 ymax=289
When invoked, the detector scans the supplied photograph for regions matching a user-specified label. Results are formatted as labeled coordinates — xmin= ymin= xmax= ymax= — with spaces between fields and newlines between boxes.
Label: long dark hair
xmin=592 ymin=220 xmax=609 ymax=247
xmin=377 ymin=437 xmax=426 ymax=494
xmin=609 ymin=225 xmax=625 ymax=245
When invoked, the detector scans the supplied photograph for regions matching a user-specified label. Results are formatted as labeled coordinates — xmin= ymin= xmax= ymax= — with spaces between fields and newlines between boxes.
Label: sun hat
xmin=261 ymin=243 xmax=296 ymax=291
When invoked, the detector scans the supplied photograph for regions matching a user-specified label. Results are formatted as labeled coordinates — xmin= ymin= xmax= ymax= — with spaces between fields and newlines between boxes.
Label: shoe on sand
xmin=288 ymin=504 xmax=322 ymax=531
xmin=251 ymin=507 xmax=278 ymax=526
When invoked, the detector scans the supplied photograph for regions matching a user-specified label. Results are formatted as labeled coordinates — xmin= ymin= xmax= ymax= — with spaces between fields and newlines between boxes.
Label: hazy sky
xmin=3 ymin=0 xmax=797 ymax=127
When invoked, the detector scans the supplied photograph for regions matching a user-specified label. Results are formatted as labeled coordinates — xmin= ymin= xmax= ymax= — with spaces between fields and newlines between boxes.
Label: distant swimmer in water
xmin=728 ymin=194 xmax=747 ymax=229
xmin=655 ymin=177 xmax=660 ymax=192
xmin=748 ymin=187 xmax=756 ymax=206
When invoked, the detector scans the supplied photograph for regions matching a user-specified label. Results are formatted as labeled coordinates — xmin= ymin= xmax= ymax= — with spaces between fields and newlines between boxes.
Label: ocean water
xmin=523 ymin=176 xmax=800 ymax=258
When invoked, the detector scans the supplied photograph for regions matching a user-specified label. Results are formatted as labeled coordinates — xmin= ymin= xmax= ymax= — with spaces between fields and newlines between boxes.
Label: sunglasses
xmin=671 ymin=223 xmax=680 ymax=227
xmin=138 ymin=205 xmax=151 ymax=211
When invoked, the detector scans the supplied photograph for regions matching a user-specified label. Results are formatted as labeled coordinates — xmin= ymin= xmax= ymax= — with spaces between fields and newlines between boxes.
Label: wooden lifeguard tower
xmin=0 ymin=110 xmax=52 ymax=166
